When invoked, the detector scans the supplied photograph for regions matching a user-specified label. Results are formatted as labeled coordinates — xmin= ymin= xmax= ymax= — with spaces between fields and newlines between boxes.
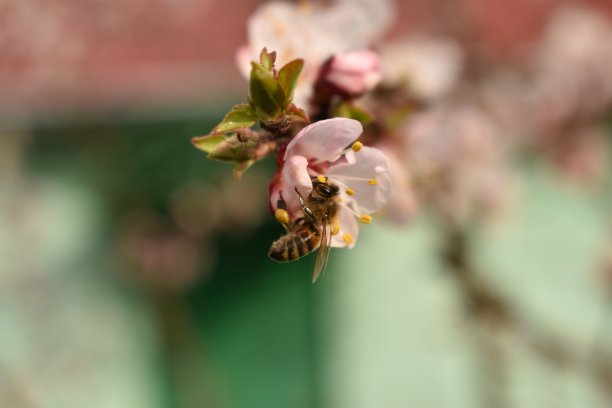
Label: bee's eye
xmin=320 ymin=186 xmax=333 ymax=196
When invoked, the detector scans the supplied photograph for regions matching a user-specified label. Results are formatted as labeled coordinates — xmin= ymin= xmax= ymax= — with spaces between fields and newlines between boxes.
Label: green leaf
xmin=208 ymin=134 xmax=257 ymax=163
xmin=192 ymin=134 xmax=226 ymax=154
xmin=213 ymin=103 xmax=257 ymax=133
xmin=192 ymin=133 xmax=262 ymax=178
xmin=333 ymin=102 xmax=374 ymax=126
xmin=259 ymin=47 xmax=277 ymax=71
xmin=249 ymin=62 xmax=286 ymax=119
xmin=277 ymin=59 xmax=304 ymax=106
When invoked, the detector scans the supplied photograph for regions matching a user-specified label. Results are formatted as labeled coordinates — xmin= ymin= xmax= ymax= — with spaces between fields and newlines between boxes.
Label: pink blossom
xmin=270 ymin=118 xmax=391 ymax=248
xmin=402 ymin=104 xmax=512 ymax=223
xmin=380 ymin=38 xmax=463 ymax=102
xmin=236 ymin=0 xmax=393 ymax=109
xmin=320 ymin=49 xmax=382 ymax=97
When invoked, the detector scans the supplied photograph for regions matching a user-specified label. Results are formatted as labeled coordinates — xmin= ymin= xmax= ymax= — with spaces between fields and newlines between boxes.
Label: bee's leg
xmin=275 ymin=196 xmax=291 ymax=233
xmin=294 ymin=187 xmax=316 ymax=223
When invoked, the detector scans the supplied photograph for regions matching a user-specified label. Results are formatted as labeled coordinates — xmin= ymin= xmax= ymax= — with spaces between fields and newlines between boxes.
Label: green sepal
xmin=207 ymin=134 xmax=257 ymax=163
xmin=259 ymin=47 xmax=277 ymax=71
xmin=192 ymin=134 xmax=226 ymax=154
xmin=249 ymin=62 xmax=286 ymax=119
xmin=212 ymin=103 xmax=257 ymax=134
xmin=193 ymin=133 xmax=259 ymax=178
xmin=332 ymin=102 xmax=374 ymax=126
xmin=277 ymin=59 xmax=304 ymax=106
xmin=285 ymin=103 xmax=309 ymax=123
xmin=233 ymin=160 xmax=256 ymax=180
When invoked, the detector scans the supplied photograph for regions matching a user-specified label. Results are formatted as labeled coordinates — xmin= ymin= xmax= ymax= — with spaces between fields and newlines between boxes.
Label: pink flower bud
xmin=321 ymin=50 xmax=382 ymax=98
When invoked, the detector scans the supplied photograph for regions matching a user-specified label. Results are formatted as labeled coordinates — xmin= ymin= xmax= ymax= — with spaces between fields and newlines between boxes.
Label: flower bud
xmin=318 ymin=50 xmax=382 ymax=98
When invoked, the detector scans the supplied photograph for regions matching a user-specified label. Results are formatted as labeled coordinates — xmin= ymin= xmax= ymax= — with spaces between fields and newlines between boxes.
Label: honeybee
xmin=268 ymin=177 xmax=340 ymax=282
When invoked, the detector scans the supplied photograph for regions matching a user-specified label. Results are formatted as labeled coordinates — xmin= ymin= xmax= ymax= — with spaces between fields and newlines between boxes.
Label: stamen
xmin=342 ymin=233 xmax=353 ymax=244
xmin=351 ymin=141 xmax=363 ymax=152
xmin=360 ymin=215 xmax=373 ymax=224
xmin=331 ymin=224 xmax=340 ymax=235
xmin=345 ymin=188 xmax=355 ymax=196
xmin=337 ymin=197 xmax=343 ymax=203
xmin=368 ymin=178 xmax=378 ymax=185
xmin=275 ymin=208 xmax=289 ymax=224
xmin=317 ymin=174 xmax=326 ymax=183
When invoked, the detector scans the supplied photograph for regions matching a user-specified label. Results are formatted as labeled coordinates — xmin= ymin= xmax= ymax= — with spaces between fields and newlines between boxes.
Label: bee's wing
xmin=312 ymin=216 xmax=332 ymax=283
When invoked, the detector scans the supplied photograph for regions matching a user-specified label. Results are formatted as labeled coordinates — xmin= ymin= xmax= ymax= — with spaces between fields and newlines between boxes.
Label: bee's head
xmin=312 ymin=177 xmax=339 ymax=198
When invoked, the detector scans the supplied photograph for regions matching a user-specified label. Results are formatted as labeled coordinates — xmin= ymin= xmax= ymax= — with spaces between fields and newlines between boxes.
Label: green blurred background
xmin=1 ymin=111 xmax=321 ymax=407
xmin=1 ymin=113 xmax=610 ymax=408
xmin=1 ymin=0 xmax=612 ymax=407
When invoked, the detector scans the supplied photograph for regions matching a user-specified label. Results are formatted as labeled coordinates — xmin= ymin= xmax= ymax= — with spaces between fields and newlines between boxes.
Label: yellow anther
xmin=351 ymin=141 xmax=363 ymax=152
xmin=275 ymin=208 xmax=289 ymax=224
xmin=345 ymin=188 xmax=355 ymax=196
xmin=317 ymin=174 xmax=326 ymax=183
xmin=337 ymin=197 xmax=343 ymax=203
xmin=360 ymin=215 xmax=373 ymax=224
xmin=331 ymin=224 xmax=340 ymax=235
xmin=342 ymin=233 xmax=354 ymax=244
xmin=368 ymin=178 xmax=378 ymax=185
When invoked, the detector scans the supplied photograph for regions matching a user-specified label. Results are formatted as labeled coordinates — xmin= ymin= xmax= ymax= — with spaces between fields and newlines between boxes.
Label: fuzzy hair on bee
xmin=268 ymin=177 xmax=340 ymax=282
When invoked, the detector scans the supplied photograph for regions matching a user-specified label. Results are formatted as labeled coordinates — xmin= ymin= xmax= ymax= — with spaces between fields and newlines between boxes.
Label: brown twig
xmin=440 ymin=225 xmax=612 ymax=408
xmin=441 ymin=225 xmax=512 ymax=408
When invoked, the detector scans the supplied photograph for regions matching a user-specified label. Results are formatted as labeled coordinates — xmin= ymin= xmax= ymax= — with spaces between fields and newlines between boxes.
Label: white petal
xmin=326 ymin=178 xmax=361 ymax=216
xmin=330 ymin=207 xmax=359 ymax=248
xmin=327 ymin=146 xmax=392 ymax=214
xmin=280 ymin=155 xmax=313 ymax=217
xmin=285 ymin=118 xmax=362 ymax=163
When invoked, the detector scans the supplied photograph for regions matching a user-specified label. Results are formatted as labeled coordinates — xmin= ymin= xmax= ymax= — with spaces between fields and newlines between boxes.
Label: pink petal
xmin=331 ymin=49 xmax=380 ymax=73
xmin=279 ymin=154 xmax=313 ymax=217
xmin=326 ymin=49 xmax=382 ymax=95
xmin=327 ymin=146 xmax=391 ymax=214
xmin=285 ymin=118 xmax=362 ymax=163
xmin=268 ymin=170 xmax=282 ymax=214
xmin=326 ymin=70 xmax=383 ymax=96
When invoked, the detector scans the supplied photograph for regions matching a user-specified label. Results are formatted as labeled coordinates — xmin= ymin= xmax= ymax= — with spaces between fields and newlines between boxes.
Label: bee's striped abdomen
xmin=268 ymin=223 xmax=321 ymax=262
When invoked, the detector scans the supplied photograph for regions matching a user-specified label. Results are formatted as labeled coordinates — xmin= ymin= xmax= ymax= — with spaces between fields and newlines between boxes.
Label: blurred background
xmin=1 ymin=0 xmax=611 ymax=407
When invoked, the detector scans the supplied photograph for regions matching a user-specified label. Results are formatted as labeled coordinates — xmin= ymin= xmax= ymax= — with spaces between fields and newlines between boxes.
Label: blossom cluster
xmin=193 ymin=0 xmax=612 ymax=278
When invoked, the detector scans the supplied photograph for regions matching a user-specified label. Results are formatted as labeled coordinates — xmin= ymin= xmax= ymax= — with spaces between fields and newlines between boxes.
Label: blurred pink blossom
xmin=531 ymin=6 xmax=612 ymax=132
xmin=375 ymin=145 xmax=418 ymax=224
xmin=403 ymin=103 xmax=512 ymax=223
xmin=319 ymin=49 xmax=382 ymax=98
xmin=480 ymin=5 xmax=612 ymax=183
xmin=236 ymin=0 xmax=393 ymax=109
xmin=380 ymin=38 xmax=463 ymax=102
